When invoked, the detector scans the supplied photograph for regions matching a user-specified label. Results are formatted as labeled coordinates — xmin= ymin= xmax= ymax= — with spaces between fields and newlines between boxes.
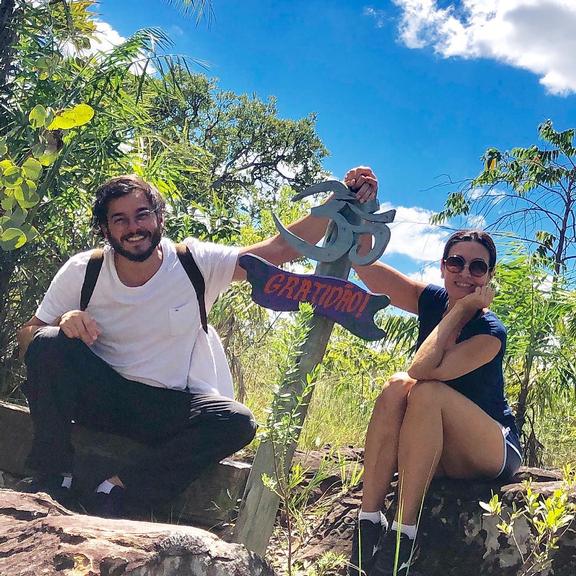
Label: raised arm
xmin=354 ymin=257 xmax=426 ymax=315
xmin=407 ymin=286 xmax=501 ymax=381
xmin=232 ymin=168 xmax=378 ymax=281
xmin=345 ymin=166 xmax=425 ymax=314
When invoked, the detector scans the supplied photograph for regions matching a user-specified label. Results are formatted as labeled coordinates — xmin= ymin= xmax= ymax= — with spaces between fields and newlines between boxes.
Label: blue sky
xmin=94 ymin=0 xmax=576 ymax=283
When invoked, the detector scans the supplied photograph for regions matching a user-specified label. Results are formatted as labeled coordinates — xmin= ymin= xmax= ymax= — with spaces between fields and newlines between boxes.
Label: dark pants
xmin=22 ymin=327 xmax=257 ymax=503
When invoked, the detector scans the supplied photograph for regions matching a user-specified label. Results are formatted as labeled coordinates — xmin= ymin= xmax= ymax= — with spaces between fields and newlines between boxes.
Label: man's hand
xmin=344 ymin=166 xmax=378 ymax=203
xmin=456 ymin=285 xmax=495 ymax=312
xmin=59 ymin=310 xmax=101 ymax=345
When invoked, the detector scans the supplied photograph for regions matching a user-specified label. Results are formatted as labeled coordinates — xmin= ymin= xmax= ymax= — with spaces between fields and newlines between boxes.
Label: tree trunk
xmin=0 ymin=250 xmax=19 ymax=398
xmin=0 ymin=0 xmax=17 ymax=91
xmin=515 ymin=352 xmax=533 ymax=439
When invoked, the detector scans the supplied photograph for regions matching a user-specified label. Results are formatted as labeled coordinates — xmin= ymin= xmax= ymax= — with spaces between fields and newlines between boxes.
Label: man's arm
xmin=17 ymin=316 xmax=48 ymax=358
xmin=232 ymin=169 xmax=378 ymax=281
xmin=17 ymin=310 xmax=101 ymax=358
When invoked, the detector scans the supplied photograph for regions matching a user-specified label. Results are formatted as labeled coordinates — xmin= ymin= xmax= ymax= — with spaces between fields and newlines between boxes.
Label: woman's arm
xmin=345 ymin=166 xmax=425 ymax=314
xmin=408 ymin=286 xmax=501 ymax=381
xmin=354 ymin=256 xmax=426 ymax=315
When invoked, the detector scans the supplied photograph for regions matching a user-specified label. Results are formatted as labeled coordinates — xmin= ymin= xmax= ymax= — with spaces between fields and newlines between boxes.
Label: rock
xmin=0 ymin=489 xmax=275 ymax=576
xmin=0 ymin=401 xmax=250 ymax=526
xmin=290 ymin=448 xmax=576 ymax=576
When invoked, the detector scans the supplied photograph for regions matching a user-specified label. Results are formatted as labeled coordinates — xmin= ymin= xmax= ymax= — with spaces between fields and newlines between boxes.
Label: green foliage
xmin=432 ymin=120 xmax=576 ymax=276
xmin=491 ymin=248 xmax=576 ymax=462
xmin=480 ymin=466 xmax=576 ymax=576
xmin=0 ymin=0 xmax=327 ymax=399
xmin=0 ymin=100 xmax=95 ymax=251
xmin=259 ymin=303 xmax=318 ymax=576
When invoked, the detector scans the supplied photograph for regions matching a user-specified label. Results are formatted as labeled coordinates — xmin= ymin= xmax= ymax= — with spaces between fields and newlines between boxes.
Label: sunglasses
xmin=444 ymin=255 xmax=490 ymax=278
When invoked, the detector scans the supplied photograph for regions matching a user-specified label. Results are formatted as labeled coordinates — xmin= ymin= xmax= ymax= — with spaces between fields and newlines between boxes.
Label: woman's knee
xmin=375 ymin=372 xmax=415 ymax=410
xmin=406 ymin=379 xmax=446 ymax=409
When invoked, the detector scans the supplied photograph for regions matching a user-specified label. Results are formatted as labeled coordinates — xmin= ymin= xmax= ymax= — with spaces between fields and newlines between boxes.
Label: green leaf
xmin=0 ymin=227 xmax=27 ymax=250
xmin=1 ymin=195 xmax=15 ymax=211
xmin=47 ymin=104 xmax=95 ymax=130
xmin=22 ymin=157 xmax=43 ymax=181
xmin=29 ymin=105 xmax=48 ymax=129
xmin=0 ymin=161 xmax=22 ymax=187
xmin=14 ymin=181 xmax=40 ymax=209
xmin=3 ymin=205 xmax=28 ymax=227
xmin=38 ymin=151 xmax=59 ymax=166
xmin=0 ymin=138 xmax=7 ymax=157
xmin=20 ymin=223 xmax=38 ymax=242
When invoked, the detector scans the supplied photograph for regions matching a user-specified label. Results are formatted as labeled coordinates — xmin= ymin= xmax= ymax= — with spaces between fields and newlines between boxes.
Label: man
xmin=17 ymin=171 xmax=376 ymax=517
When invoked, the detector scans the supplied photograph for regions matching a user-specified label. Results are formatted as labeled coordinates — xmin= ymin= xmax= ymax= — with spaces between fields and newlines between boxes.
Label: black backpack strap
xmin=176 ymin=242 xmax=208 ymax=333
xmin=80 ymin=248 xmax=104 ymax=311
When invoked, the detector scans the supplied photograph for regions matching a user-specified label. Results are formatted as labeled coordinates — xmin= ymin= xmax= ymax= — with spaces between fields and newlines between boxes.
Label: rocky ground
xmin=2 ymin=447 xmax=575 ymax=576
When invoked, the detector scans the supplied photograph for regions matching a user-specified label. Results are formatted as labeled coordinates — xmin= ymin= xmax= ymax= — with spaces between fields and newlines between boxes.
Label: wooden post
xmin=233 ymin=201 xmax=367 ymax=554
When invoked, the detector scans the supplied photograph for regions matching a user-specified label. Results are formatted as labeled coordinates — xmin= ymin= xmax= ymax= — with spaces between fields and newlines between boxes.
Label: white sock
xmin=391 ymin=520 xmax=417 ymax=540
xmin=61 ymin=475 xmax=73 ymax=489
xmin=96 ymin=480 xmax=116 ymax=494
xmin=359 ymin=510 xmax=389 ymax=529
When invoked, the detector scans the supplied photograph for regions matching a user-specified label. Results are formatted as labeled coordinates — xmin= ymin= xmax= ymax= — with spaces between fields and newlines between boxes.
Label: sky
xmin=94 ymin=0 xmax=576 ymax=284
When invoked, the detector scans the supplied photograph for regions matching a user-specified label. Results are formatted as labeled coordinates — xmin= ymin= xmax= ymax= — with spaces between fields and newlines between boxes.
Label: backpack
xmin=80 ymin=243 xmax=208 ymax=333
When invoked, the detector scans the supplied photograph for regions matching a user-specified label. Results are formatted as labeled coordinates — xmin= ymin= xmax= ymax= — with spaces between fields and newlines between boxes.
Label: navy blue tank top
xmin=416 ymin=284 xmax=518 ymax=433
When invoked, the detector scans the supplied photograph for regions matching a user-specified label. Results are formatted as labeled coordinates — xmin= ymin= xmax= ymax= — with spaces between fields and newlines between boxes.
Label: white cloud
xmin=409 ymin=263 xmax=443 ymax=286
xmin=380 ymin=201 xmax=449 ymax=262
xmin=91 ymin=21 xmax=127 ymax=53
xmin=466 ymin=214 xmax=487 ymax=228
xmin=363 ymin=6 xmax=388 ymax=28
xmin=61 ymin=20 xmax=125 ymax=57
xmin=387 ymin=0 xmax=576 ymax=95
xmin=62 ymin=20 xmax=155 ymax=75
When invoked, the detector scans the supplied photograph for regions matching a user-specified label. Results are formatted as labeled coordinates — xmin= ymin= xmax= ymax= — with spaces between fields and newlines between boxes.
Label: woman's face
xmin=441 ymin=240 xmax=493 ymax=300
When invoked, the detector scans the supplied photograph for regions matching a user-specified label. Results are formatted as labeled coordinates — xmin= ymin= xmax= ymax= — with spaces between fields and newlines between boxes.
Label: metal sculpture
xmin=233 ymin=180 xmax=396 ymax=554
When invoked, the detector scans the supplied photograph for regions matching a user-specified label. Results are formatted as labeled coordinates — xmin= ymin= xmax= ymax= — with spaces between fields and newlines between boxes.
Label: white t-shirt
xmin=35 ymin=237 xmax=239 ymax=397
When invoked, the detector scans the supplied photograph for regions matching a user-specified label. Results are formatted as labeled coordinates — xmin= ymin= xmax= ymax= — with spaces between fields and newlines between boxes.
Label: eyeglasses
xmin=444 ymin=255 xmax=490 ymax=277
xmin=109 ymin=209 xmax=157 ymax=229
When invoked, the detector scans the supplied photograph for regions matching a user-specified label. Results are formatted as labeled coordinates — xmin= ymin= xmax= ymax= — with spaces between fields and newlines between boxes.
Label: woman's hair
xmin=91 ymin=175 xmax=165 ymax=235
xmin=442 ymin=230 xmax=497 ymax=270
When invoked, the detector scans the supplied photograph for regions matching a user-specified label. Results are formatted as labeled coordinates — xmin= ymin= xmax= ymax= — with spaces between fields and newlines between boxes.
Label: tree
xmin=432 ymin=120 xmax=576 ymax=279
xmin=491 ymin=250 xmax=576 ymax=464
xmin=143 ymin=71 xmax=328 ymax=244
xmin=0 ymin=1 xmax=328 ymax=400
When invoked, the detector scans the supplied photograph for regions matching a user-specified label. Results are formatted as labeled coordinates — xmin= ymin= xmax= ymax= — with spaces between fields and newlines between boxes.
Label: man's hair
xmin=92 ymin=175 xmax=166 ymax=235
xmin=442 ymin=229 xmax=497 ymax=270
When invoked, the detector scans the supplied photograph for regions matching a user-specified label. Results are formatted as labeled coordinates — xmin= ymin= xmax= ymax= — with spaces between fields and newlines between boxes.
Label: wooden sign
xmin=233 ymin=180 xmax=395 ymax=554
xmin=239 ymin=254 xmax=390 ymax=341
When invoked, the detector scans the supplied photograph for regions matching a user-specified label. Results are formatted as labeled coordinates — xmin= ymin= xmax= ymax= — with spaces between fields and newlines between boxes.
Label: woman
xmin=345 ymin=167 xmax=522 ymax=576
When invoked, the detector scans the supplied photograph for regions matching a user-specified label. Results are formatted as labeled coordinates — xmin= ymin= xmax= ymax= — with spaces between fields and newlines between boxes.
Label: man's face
xmin=102 ymin=190 xmax=163 ymax=262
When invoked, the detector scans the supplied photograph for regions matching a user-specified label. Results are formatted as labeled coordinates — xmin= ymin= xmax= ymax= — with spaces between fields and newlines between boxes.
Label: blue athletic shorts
xmin=494 ymin=427 xmax=522 ymax=481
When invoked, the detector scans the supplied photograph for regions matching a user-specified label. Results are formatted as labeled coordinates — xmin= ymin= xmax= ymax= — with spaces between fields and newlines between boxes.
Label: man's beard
xmin=108 ymin=228 xmax=162 ymax=262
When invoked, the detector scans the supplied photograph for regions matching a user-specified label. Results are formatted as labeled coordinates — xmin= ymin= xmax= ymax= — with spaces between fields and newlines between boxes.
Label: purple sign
xmin=239 ymin=254 xmax=390 ymax=341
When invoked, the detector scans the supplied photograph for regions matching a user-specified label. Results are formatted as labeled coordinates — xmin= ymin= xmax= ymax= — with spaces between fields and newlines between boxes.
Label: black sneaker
xmin=348 ymin=519 xmax=384 ymax=576
xmin=86 ymin=486 xmax=126 ymax=519
xmin=372 ymin=531 xmax=420 ymax=576
xmin=17 ymin=474 xmax=77 ymax=510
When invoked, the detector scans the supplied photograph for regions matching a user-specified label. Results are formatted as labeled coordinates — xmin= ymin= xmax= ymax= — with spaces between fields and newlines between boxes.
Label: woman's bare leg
xmin=396 ymin=380 xmax=505 ymax=525
xmin=361 ymin=373 xmax=416 ymax=512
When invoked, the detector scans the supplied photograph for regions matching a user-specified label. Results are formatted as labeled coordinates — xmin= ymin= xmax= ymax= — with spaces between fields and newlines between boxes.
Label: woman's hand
xmin=345 ymin=166 xmax=378 ymax=203
xmin=456 ymin=285 xmax=495 ymax=313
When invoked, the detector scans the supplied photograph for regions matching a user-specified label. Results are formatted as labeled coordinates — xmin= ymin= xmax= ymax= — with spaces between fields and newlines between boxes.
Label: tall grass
xmin=236 ymin=313 xmax=576 ymax=468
